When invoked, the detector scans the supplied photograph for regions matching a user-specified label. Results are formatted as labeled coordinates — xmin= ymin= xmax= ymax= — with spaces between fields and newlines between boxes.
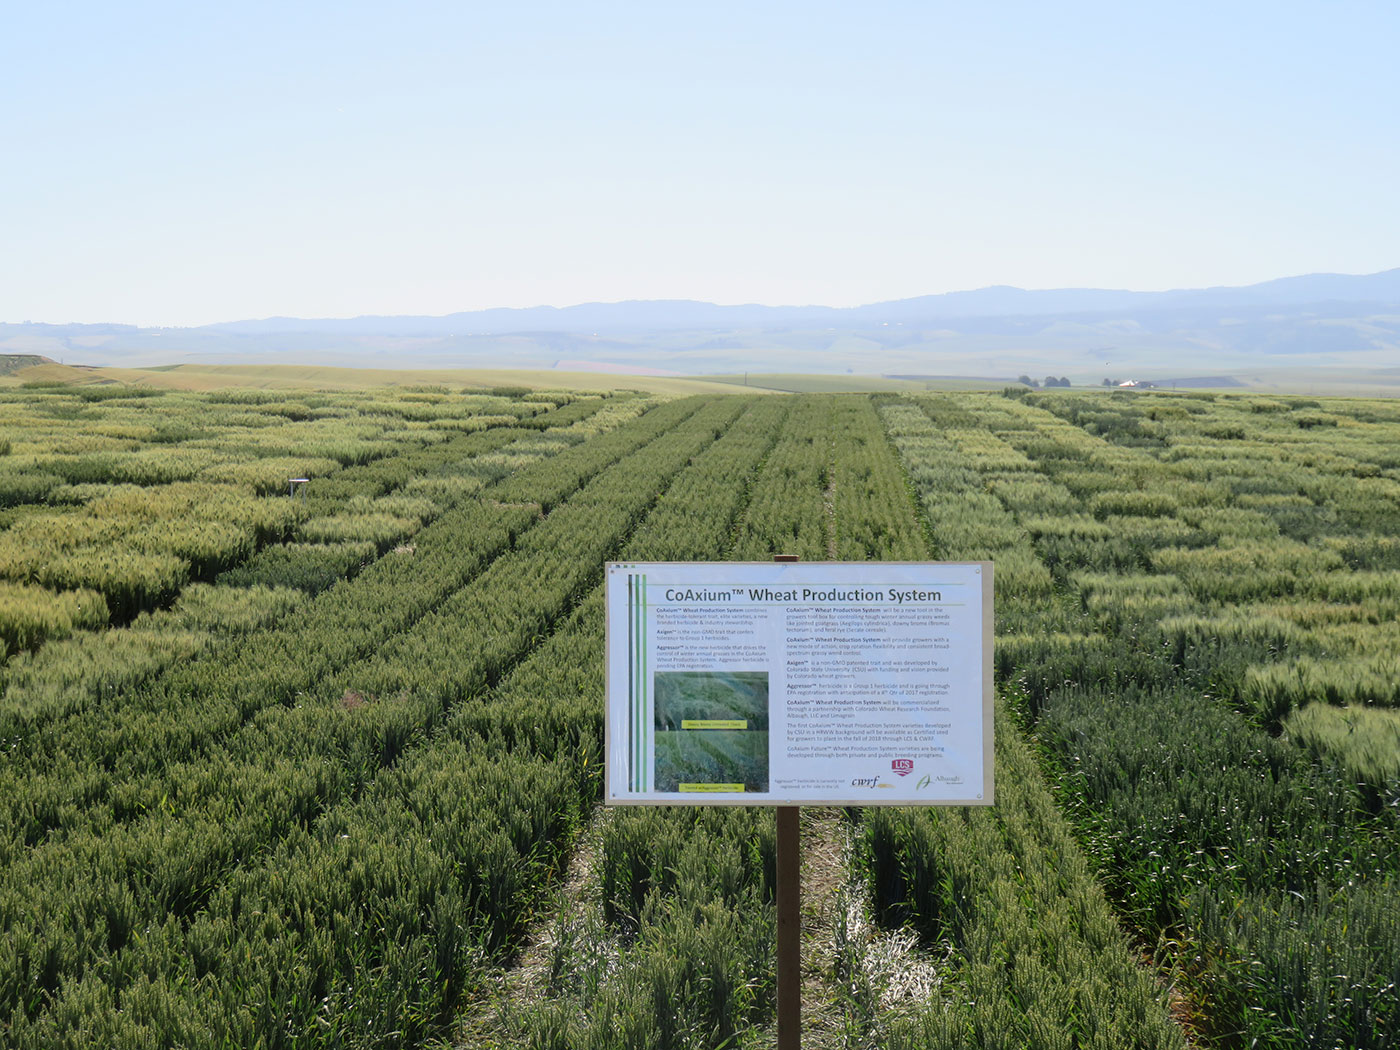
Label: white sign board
xmin=605 ymin=562 xmax=993 ymax=805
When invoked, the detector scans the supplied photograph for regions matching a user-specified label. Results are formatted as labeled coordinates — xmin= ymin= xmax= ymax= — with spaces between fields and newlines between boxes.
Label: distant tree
xmin=1044 ymin=375 xmax=1071 ymax=388
xmin=1102 ymin=378 xmax=1115 ymax=387
xmin=1016 ymin=374 xmax=1039 ymax=387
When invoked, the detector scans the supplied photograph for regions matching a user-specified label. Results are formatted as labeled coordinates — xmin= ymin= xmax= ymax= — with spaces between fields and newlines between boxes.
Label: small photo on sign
xmin=653 ymin=671 xmax=769 ymax=793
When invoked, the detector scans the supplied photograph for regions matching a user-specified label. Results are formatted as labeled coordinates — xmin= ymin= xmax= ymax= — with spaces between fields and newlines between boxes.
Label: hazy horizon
xmin=5 ymin=265 xmax=1398 ymax=331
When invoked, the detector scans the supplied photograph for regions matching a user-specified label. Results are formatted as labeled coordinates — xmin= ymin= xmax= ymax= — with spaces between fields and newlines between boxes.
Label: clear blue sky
xmin=4 ymin=1 xmax=1397 ymax=326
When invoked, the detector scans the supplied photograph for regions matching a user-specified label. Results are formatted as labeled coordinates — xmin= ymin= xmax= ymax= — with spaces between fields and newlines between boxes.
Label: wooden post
xmin=773 ymin=553 xmax=800 ymax=1050
xmin=776 ymin=805 xmax=801 ymax=1050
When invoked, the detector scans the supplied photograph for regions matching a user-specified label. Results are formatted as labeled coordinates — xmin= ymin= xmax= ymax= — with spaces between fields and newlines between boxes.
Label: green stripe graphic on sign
xmin=633 ymin=574 xmax=640 ymax=791
xmin=631 ymin=574 xmax=639 ymax=792
xmin=641 ymin=574 xmax=648 ymax=791
xmin=639 ymin=575 xmax=645 ymax=792
xmin=629 ymin=573 xmax=649 ymax=793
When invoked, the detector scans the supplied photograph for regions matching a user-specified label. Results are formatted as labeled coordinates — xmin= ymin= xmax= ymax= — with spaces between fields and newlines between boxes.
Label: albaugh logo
xmin=891 ymin=758 xmax=914 ymax=777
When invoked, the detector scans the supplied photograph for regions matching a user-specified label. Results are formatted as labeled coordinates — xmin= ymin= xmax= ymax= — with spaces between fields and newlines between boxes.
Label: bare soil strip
xmin=799 ymin=806 xmax=855 ymax=1049
xmin=456 ymin=804 xmax=861 ymax=1049
xmin=454 ymin=806 xmax=612 ymax=1048
xmin=823 ymin=448 xmax=839 ymax=560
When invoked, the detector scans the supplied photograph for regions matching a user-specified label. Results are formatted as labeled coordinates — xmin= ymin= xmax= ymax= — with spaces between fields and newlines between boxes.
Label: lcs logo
xmin=891 ymin=758 xmax=914 ymax=777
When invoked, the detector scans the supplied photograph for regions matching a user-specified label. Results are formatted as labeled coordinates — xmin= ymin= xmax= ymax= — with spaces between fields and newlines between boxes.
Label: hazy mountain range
xmin=5 ymin=269 xmax=1399 ymax=384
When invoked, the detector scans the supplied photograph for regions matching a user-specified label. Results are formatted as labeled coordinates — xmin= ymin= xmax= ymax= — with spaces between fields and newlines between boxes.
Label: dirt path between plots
xmin=456 ymin=804 xmax=859 ymax=1049
xmin=823 ymin=442 xmax=839 ymax=560
xmin=454 ymin=807 xmax=612 ymax=1048
xmin=799 ymin=806 xmax=855 ymax=1049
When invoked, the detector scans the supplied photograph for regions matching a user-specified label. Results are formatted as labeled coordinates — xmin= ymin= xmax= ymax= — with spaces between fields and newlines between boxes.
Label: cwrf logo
xmin=891 ymin=758 xmax=914 ymax=777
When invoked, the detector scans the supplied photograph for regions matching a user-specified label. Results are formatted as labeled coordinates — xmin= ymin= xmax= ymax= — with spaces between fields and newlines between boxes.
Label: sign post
xmin=773 ymin=555 xmax=801 ymax=1050
xmin=604 ymin=559 xmax=993 ymax=1045
xmin=776 ymin=804 xmax=800 ymax=1048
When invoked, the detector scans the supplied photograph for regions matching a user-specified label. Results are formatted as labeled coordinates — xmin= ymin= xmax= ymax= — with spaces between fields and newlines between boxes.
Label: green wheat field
xmin=1 ymin=375 xmax=1397 ymax=1049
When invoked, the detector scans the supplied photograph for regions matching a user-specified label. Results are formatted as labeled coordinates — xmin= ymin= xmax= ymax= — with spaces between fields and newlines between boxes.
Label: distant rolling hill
xmin=0 ymin=353 xmax=54 ymax=375
xmin=3 ymin=269 xmax=1398 ymax=387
